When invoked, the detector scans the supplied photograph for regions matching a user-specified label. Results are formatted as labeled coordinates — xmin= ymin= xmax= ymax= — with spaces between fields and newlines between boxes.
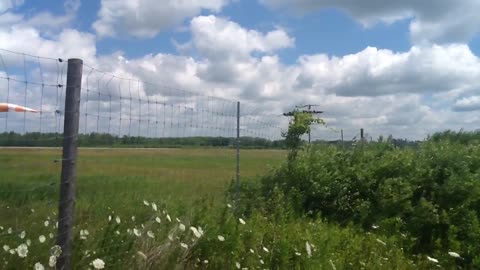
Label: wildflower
xmin=115 ymin=216 xmax=121 ymax=224
xmin=131 ymin=216 xmax=135 ymax=222
xmin=155 ymin=217 xmax=161 ymax=223
xmin=427 ymin=256 xmax=439 ymax=263
xmin=143 ymin=200 xmax=150 ymax=206
xmin=329 ymin=259 xmax=337 ymax=270
xmin=180 ymin=243 xmax=188 ymax=249
xmin=166 ymin=214 xmax=172 ymax=222
xmin=176 ymin=218 xmax=181 ymax=223
xmin=448 ymin=251 xmax=461 ymax=258
xmin=80 ymin=229 xmax=89 ymax=240
xmin=92 ymin=258 xmax=105 ymax=269
xmin=108 ymin=215 xmax=112 ymax=222
xmin=34 ymin=262 xmax=45 ymax=270
xmin=151 ymin=203 xmax=157 ymax=211
xmin=260 ymin=259 xmax=264 ymax=264
xmin=179 ymin=223 xmax=186 ymax=231
xmin=3 ymin=245 xmax=9 ymax=252
xmin=39 ymin=235 xmax=46 ymax=243
xmin=263 ymin=247 xmax=269 ymax=253
xmin=44 ymin=221 xmax=49 ymax=227
xmin=0 ymin=226 xmax=3 ymax=230
xmin=372 ymin=225 xmax=379 ymax=229
xmin=227 ymin=204 xmax=232 ymax=208
xmin=168 ymin=235 xmax=173 ymax=241
xmin=203 ymin=260 xmax=209 ymax=264
xmin=239 ymin=218 xmax=246 ymax=225
xmin=190 ymin=226 xmax=202 ymax=238
xmin=295 ymin=252 xmax=301 ymax=256
xmin=137 ymin=251 xmax=147 ymax=260
xmin=7 ymin=228 xmax=12 ymax=234
xmin=376 ymin=239 xmax=387 ymax=246
xmin=306 ymin=241 xmax=312 ymax=258
xmin=19 ymin=231 xmax=26 ymax=239
xmin=9 ymin=249 xmax=15 ymax=254
xmin=26 ymin=239 xmax=31 ymax=246
xmin=115 ymin=230 xmax=120 ymax=235
xmin=147 ymin=231 xmax=155 ymax=238
xmin=16 ymin=244 xmax=28 ymax=258
xmin=217 ymin=235 xmax=225 ymax=242
xmin=49 ymin=233 xmax=54 ymax=239
xmin=48 ymin=256 xmax=56 ymax=267
xmin=235 ymin=262 xmax=241 ymax=269
xmin=133 ymin=228 xmax=141 ymax=237
xmin=50 ymin=245 xmax=62 ymax=257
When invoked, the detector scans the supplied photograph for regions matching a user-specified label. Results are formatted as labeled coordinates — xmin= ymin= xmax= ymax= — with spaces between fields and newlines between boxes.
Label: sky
xmin=1 ymin=0 xmax=480 ymax=140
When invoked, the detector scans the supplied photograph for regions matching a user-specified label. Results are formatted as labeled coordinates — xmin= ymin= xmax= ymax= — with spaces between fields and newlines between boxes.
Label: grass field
xmin=0 ymin=147 xmax=286 ymax=220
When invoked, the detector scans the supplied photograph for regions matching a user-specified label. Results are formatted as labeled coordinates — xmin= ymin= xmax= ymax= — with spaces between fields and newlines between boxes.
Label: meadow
xmin=1 ymin=142 xmax=472 ymax=269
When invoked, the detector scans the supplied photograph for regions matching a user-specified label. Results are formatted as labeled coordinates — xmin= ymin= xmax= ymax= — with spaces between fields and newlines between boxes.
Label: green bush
xmin=255 ymin=141 xmax=480 ymax=267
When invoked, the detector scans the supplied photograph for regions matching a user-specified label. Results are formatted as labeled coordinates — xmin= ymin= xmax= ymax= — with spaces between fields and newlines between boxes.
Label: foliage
xmin=257 ymin=141 xmax=480 ymax=268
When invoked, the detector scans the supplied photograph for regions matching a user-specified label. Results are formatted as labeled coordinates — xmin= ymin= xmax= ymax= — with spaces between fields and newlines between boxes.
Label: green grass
xmin=0 ymin=148 xmax=419 ymax=269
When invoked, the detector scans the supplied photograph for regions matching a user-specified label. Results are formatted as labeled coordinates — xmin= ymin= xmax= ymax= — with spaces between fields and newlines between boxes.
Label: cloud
xmin=93 ymin=0 xmax=230 ymax=38
xmin=453 ymin=96 xmax=480 ymax=112
xmin=260 ymin=0 xmax=480 ymax=44
xmin=297 ymin=44 xmax=480 ymax=97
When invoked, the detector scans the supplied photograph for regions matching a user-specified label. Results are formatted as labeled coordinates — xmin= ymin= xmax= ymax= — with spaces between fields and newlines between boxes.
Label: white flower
xmin=133 ymin=228 xmax=141 ymax=237
xmin=179 ymin=224 xmax=186 ymax=231
xmin=448 ymin=251 xmax=461 ymax=258
xmin=0 ymin=226 xmax=3 ymax=230
xmin=143 ymin=200 xmax=150 ymax=206
xmin=9 ymin=249 xmax=15 ymax=254
xmin=115 ymin=230 xmax=120 ymax=235
xmin=16 ymin=244 xmax=28 ymax=258
xmin=151 ymin=203 xmax=157 ymax=211
xmin=50 ymin=245 xmax=62 ymax=257
xmin=166 ymin=214 xmax=172 ymax=222
xmin=7 ymin=227 xmax=12 ymax=234
xmin=39 ymin=235 xmax=46 ymax=243
xmin=260 ymin=259 xmax=264 ymax=264
xmin=249 ymin=249 xmax=254 ymax=253
xmin=263 ymin=247 xmax=269 ymax=253
xmin=295 ymin=252 xmax=301 ymax=256
xmin=108 ymin=215 xmax=112 ymax=222
xmin=44 ymin=221 xmax=49 ymax=227
xmin=180 ymin=243 xmax=188 ymax=249
xmin=306 ymin=241 xmax=312 ymax=258
xmin=190 ymin=227 xmax=202 ymax=238
xmin=329 ymin=259 xmax=337 ymax=270
xmin=227 ymin=204 xmax=232 ymax=208
xmin=48 ymin=256 xmax=56 ymax=267
xmin=131 ymin=216 xmax=135 ymax=222
xmin=80 ymin=229 xmax=89 ymax=240
xmin=427 ymin=256 xmax=439 ymax=263
xmin=155 ymin=217 xmax=161 ymax=223
xmin=147 ymin=231 xmax=155 ymax=238
xmin=19 ymin=231 xmax=26 ymax=239
xmin=3 ymin=245 xmax=9 ymax=252
xmin=235 ymin=262 xmax=241 ymax=269
xmin=217 ymin=235 xmax=225 ymax=242
xmin=92 ymin=258 xmax=105 ymax=269
xmin=26 ymin=239 xmax=31 ymax=246
xmin=49 ymin=233 xmax=54 ymax=239
xmin=376 ymin=239 xmax=386 ymax=246
xmin=239 ymin=218 xmax=246 ymax=225
xmin=34 ymin=262 xmax=45 ymax=270
xmin=372 ymin=225 xmax=379 ymax=229
xmin=168 ymin=235 xmax=173 ymax=241
xmin=176 ymin=218 xmax=181 ymax=223
xmin=116 ymin=216 xmax=121 ymax=224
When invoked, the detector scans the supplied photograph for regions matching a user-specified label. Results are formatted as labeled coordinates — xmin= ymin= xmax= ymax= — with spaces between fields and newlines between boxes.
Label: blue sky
xmin=2 ymin=0 xmax=480 ymax=140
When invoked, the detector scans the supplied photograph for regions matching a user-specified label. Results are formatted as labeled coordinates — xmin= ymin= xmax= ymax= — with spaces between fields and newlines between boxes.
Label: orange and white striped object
xmin=0 ymin=103 xmax=39 ymax=113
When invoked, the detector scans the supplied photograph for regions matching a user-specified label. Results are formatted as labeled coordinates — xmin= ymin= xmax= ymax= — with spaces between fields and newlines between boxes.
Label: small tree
xmin=282 ymin=110 xmax=325 ymax=161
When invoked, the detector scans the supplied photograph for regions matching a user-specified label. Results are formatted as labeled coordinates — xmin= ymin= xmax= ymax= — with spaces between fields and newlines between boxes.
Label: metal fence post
xmin=236 ymin=101 xmax=240 ymax=191
xmin=56 ymin=58 xmax=83 ymax=270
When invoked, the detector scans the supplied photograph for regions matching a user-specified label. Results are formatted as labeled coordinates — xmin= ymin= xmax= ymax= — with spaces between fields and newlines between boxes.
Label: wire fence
xmin=0 ymin=50 xmax=356 ymax=269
